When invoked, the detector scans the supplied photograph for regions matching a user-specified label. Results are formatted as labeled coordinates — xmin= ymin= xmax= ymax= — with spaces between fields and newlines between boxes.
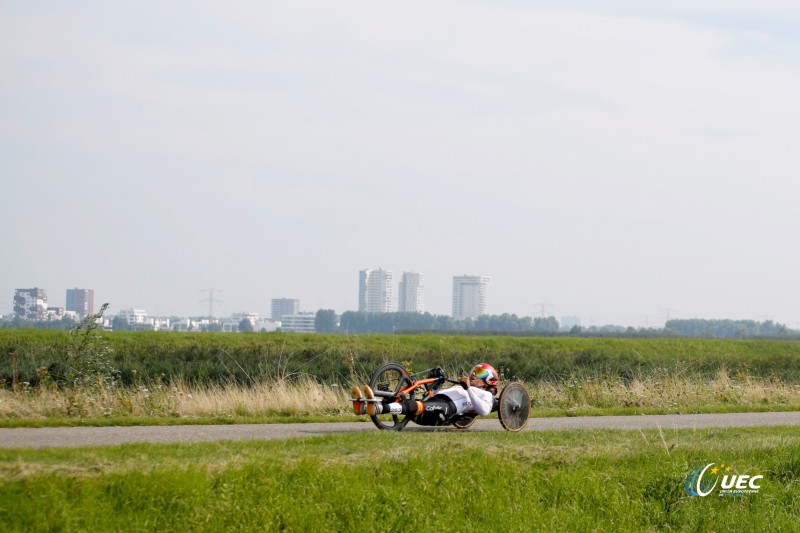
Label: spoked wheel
xmin=498 ymin=381 xmax=531 ymax=432
xmin=452 ymin=414 xmax=478 ymax=430
xmin=368 ymin=363 xmax=413 ymax=431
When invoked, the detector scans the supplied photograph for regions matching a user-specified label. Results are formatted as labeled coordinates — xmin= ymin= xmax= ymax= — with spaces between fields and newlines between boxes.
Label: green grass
xmin=0 ymin=427 xmax=798 ymax=531
xmin=3 ymin=329 xmax=800 ymax=386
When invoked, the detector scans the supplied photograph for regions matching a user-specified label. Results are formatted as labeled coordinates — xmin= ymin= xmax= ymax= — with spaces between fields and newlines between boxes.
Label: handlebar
xmin=424 ymin=367 xmax=468 ymax=389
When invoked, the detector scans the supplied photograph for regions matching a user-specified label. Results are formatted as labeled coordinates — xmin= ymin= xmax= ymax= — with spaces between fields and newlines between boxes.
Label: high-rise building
xmin=452 ymin=275 xmax=491 ymax=319
xmin=271 ymin=298 xmax=300 ymax=321
xmin=66 ymin=288 xmax=94 ymax=319
xmin=13 ymin=288 xmax=47 ymax=320
xmin=358 ymin=268 xmax=393 ymax=312
xmin=398 ymin=272 xmax=424 ymax=313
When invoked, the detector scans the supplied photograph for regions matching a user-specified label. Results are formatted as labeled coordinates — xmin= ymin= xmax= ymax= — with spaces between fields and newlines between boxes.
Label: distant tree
xmin=238 ymin=318 xmax=254 ymax=333
xmin=532 ymin=316 xmax=559 ymax=332
xmin=315 ymin=309 xmax=338 ymax=333
xmin=112 ymin=316 xmax=130 ymax=331
xmin=666 ymin=318 xmax=792 ymax=339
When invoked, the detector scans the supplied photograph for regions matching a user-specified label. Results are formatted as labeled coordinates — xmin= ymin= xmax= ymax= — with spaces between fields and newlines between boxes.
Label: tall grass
xmin=531 ymin=366 xmax=800 ymax=414
xmin=2 ymin=368 xmax=799 ymax=424
xmin=0 ymin=377 xmax=353 ymax=422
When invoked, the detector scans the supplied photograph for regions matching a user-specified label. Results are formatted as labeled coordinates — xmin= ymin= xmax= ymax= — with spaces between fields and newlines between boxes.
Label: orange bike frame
xmin=396 ymin=377 xmax=438 ymax=400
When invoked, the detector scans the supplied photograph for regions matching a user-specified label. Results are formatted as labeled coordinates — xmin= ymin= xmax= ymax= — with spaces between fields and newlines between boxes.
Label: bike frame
xmin=369 ymin=375 xmax=442 ymax=402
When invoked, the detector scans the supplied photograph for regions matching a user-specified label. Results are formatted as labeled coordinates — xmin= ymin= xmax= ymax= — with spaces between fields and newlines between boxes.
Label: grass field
xmin=3 ymin=330 xmax=800 ymax=387
xmin=0 ymin=426 xmax=798 ymax=531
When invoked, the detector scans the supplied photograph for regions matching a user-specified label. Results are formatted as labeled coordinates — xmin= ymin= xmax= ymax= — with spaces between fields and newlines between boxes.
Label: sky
xmin=2 ymin=1 xmax=800 ymax=328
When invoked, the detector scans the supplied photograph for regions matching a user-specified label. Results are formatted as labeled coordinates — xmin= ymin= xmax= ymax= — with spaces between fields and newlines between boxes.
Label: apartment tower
xmin=398 ymin=272 xmax=424 ymax=313
xmin=66 ymin=288 xmax=94 ymax=319
xmin=451 ymin=275 xmax=491 ymax=319
xmin=358 ymin=268 xmax=393 ymax=312
xmin=271 ymin=298 xmax=300 ymax=321
xmin=13 ymin=288 xmax=48 ymax=320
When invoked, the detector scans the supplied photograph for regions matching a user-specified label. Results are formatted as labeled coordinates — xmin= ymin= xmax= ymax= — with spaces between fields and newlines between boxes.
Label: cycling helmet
xmin=470 ymin=363 xmax=499 ymax=387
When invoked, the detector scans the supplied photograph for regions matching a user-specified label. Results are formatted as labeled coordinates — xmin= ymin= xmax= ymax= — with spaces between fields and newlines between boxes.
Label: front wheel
xmin=497 ymin=381 xmax=531 ymax=432
xmin=368 ymin=363 xmax=413 ymax=431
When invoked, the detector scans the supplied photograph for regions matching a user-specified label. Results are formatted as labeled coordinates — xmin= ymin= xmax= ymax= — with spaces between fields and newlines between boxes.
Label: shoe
xmin=364 ymin=385 xmax=382 ymax=416
xmin=350 ymin=386 xmax=365 ymax=415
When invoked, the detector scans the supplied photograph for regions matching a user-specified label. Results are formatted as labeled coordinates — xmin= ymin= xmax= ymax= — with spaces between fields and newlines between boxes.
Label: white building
xmin=45 ymin=306 xmax=67 ymax=321
xmin=398 ymin=272 xmax=424 ymax=313
xmin=231 ymin=312 xmax=260 ymax=330
xmin=117 ymin=309 xmax=149 ymax=325
xmin=452 ymin=275 xmax=491 ymax=319
xmin=152 ymin=317 xmax=171 ymax=331
xmin=271 ymin=298 xmax=300 ymax=321
xmin=280 ymin=312 xmax=316 ymax=333
xmin=255 ymin=319 xmax=280 ymax=332
xmin=359 ymin=268 xmax=393 ymax=312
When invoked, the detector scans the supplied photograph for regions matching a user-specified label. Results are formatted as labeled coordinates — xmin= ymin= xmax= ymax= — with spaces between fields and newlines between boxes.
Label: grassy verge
xmin=1 ymin=369 xmax=799 ymax=428
xmin=0 ymin=427 xmax=798 ymax=531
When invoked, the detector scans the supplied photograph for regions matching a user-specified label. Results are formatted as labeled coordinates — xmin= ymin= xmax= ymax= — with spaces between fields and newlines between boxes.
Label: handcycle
xmin=355 ymin=362 xmax=531 ymax=432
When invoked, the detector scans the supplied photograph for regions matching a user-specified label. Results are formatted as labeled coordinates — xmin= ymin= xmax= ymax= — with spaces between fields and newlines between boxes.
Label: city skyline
xmin=3 ymin=277 xmax=798 ymax=331
xmin=3 ymin=2 xmax=800 ymax=329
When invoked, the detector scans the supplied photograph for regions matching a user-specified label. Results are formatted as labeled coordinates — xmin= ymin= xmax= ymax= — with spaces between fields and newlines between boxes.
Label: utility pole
xmin=641 ymin=315 xmax=657 ymax=328
xmin=660 ymin=308 xmax=678 ymax=326
xmin=533 ymin=302 xmax=553 ymax=317
xmin=200 ymin=288 xmax=224 ymax=319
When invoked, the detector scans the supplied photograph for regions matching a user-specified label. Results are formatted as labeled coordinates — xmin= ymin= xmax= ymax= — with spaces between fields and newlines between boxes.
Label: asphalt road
xmin=0 ymin=411 xmax=798 ymax=449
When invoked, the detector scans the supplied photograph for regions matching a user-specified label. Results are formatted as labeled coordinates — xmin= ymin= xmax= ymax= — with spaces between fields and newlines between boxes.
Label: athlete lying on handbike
xmin=351 ymin=363 xmax=499 ymax=426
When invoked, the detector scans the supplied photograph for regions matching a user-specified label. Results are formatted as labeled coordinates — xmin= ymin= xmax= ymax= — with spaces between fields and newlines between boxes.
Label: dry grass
xmin=1 ymin=368 xmax=799 ymax=421
xmin=0 ymin=377 xmax=353 ymax=420
xmin=531 ymin=367 xmax=800 ymax=412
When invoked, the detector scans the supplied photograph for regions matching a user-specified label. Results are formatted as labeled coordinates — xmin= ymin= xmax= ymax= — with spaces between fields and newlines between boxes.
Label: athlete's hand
xmin=459 ymin=376 xmax=469 ymax=390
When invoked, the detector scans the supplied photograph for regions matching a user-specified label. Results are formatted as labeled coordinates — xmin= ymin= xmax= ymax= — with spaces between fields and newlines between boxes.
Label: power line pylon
xmin=200 ymin=288 xmax=224 ymax=319
xmin=533 ymin=302 xmax=554 ymax=317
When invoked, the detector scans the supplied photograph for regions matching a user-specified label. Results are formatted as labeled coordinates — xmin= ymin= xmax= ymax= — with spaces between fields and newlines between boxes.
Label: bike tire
xmin=497 ymin=381 xmax=531 ymax=432
xmin=368 ymin=363 xmax=414 ymax=431
xmin=452 ymin=414 xmax=478 ymax=430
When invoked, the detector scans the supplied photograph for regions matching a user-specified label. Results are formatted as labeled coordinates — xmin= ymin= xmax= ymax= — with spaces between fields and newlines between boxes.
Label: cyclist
xmin=351 ymin=363 xmax=499 ymax=426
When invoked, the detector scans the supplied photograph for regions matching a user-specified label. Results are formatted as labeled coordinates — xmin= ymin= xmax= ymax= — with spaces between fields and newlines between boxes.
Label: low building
xmin=280 ymin=312 xmax=316 ymax=333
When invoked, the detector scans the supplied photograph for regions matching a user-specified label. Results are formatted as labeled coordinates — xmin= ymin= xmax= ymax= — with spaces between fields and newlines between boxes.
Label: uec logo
xmin=685 ymin=463 xmax=763 ymax=497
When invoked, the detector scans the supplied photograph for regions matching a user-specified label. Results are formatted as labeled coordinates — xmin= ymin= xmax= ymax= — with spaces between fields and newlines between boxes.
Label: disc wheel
xmin=368 ymin=363 xmax=413 ymax=431
xmin=498 ymin=381 xmax=530 ymax=432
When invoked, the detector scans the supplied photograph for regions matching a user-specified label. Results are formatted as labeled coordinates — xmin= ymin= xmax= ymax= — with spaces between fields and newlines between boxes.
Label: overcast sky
xmin=2 ymin=1 xmax=799 ymax=328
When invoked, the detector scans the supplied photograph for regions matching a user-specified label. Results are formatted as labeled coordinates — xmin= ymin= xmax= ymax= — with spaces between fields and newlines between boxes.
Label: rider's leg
xmin=364 ymin=385 xmax=424 ymax=417
xmin=410 ymin=398 xmax=457 ymax=426
xmin=364 ymin=386 xmax=455 ymax=424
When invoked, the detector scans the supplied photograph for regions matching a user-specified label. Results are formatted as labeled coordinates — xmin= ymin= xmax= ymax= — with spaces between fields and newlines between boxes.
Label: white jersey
xmin=436 ymin=386 xmax=494 ymax=416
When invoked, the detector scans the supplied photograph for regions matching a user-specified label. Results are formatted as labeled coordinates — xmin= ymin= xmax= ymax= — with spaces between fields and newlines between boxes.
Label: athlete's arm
xmin=466 ymin=387 xmax=493 ymax=416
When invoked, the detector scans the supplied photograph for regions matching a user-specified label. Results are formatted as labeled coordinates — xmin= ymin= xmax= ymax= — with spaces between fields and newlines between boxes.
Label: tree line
xmin=4 ymin=312 xmax=799 ymax=339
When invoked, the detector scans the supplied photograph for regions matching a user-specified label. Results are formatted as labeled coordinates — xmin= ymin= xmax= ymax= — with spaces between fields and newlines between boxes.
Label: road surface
xmin=0 ymin=411 xmax=797 ymax=449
